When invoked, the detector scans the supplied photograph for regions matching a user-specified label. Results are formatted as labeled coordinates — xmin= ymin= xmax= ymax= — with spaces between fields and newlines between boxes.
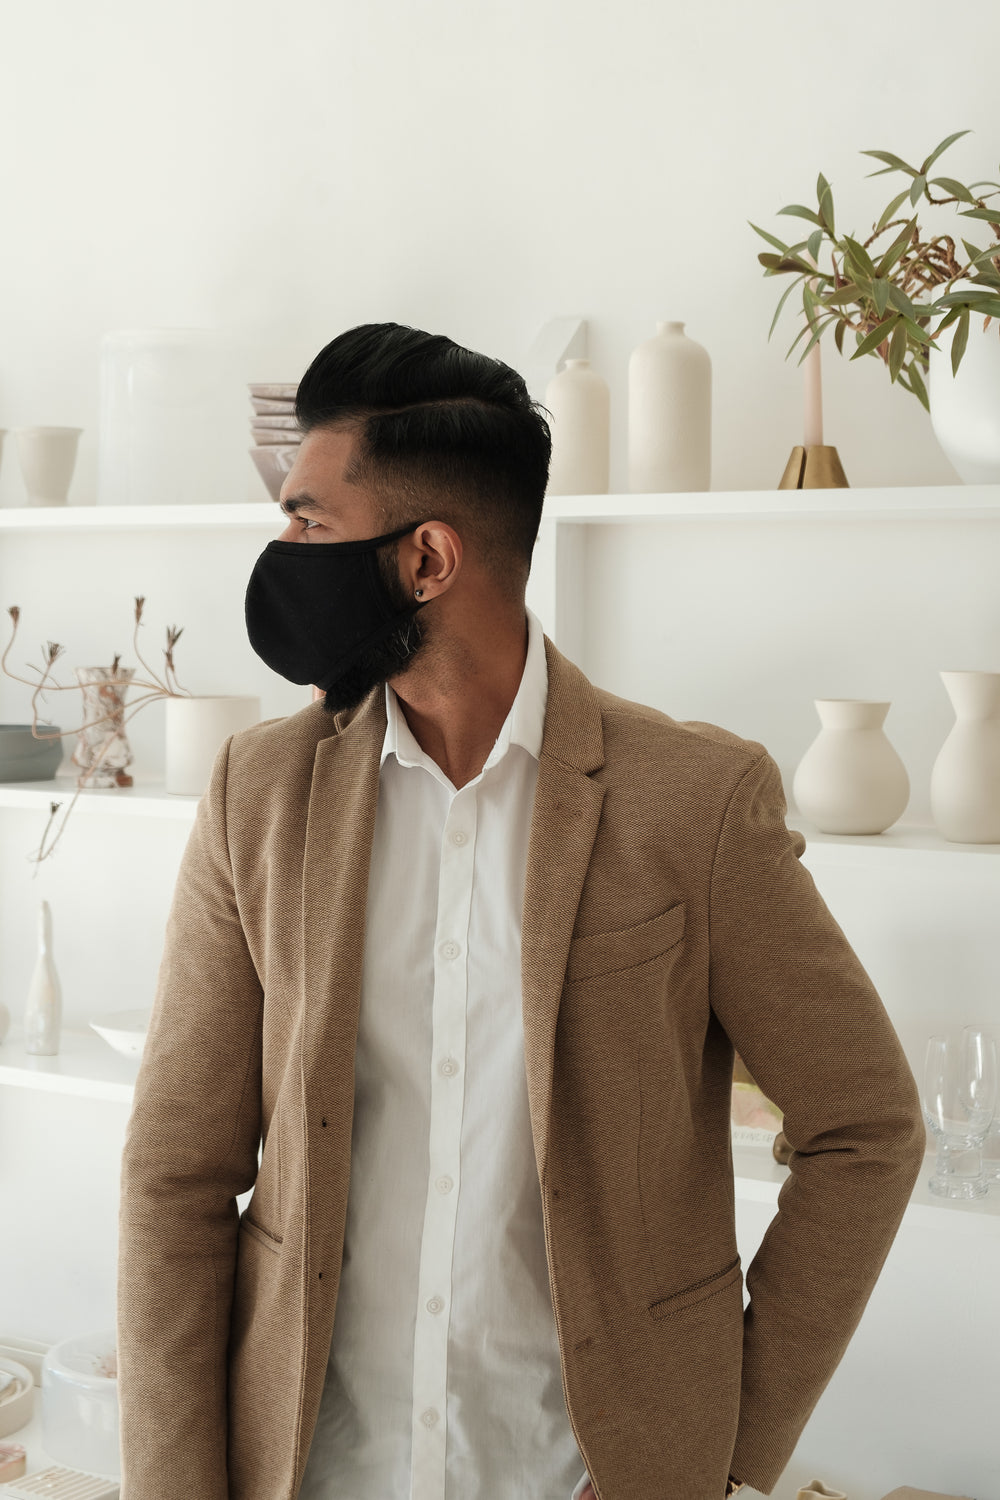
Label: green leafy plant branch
xmin=751 ymin=131 xmax=1000 ymax=409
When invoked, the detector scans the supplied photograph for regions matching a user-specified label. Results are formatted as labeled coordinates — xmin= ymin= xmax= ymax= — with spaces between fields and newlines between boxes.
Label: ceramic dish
xmin=0 ymin=725 xmax=63 ymax=783
xmin=250 ymin=414 xmax=300 ymax=430
xmin=88 ymin=1008 xmax=151 ymax=1059
xmin=251 ymin=427 xmax=301 ymax=446
xmin=0 ymin=1358 xmax=34 ymax=1440
xmin=248 ymin=383 xmax=298 ymax=400
xmin=249 ymin=444 xmax=300 ymax=502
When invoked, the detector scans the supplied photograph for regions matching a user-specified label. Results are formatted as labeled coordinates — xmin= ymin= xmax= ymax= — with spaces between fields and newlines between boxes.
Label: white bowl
xmin=250 ymin=443 xmax=300 ymax=501
xmin=0 ymin=1357 xmax=34 ymax=1439
xmin=250 ymin=395 xmax=297 ymax=415
xmin=89 ymin=1008 xmax=151 ymax=1058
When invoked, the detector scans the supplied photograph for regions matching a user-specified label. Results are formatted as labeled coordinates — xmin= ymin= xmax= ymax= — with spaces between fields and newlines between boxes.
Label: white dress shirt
xmin=299 ymin=610 xmax=589 ymax=1500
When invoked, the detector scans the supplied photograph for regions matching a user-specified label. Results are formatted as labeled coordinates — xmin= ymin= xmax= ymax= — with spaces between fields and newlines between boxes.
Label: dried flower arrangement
xmin=752 ymin=130 xmax=1000 ymax=408
xmin=1 ymin=597 xmax=187 ymax=860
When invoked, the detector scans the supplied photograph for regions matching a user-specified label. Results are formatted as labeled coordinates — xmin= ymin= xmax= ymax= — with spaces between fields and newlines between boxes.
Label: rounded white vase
xmin=793 ymin=700 xmax=910 ymax=835
xmin=930 ymin=670 xmax=1000 ymax=843
xmin=165 ymin=695 xmax=261 ymax=796
xmin=14 ymin=426 xmax=82 ymax=506
xmin=628 ymin=320 xmax=711 ymax=493
xmin=544 ymin=358 xmax=610 ymax=495
xmin=928 ymin=282 xmax=1000 ymax=484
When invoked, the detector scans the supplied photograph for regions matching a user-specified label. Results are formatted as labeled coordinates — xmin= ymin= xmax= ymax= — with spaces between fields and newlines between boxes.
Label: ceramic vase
xmin=165 ymin=695 xmax=261 ymax=796
xmin=793 ymin=700 xmax=910 ymax=835
xmin=930 ymin=671 xmax=1000 ymax=843
xmin=628 ymin=321 xmax=711 ymax=492
xmin=928 ymin=282 xmax=1000 ymax=483
xmin=25 ymin=900 xmax=62 ymax=1057
xmin=796 ymin=1483 xmax=847 ymax=1500
xmin=14 ymin=426 xmax=82 ymax=506
xmin=544 ymin=358 xmax=610 ymax=495
xmin=72 ymin=667 xmax=135 ymax=788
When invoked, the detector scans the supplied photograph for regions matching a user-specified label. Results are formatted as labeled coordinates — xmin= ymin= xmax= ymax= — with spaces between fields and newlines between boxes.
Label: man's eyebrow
xmin=277 ymin=493 xmax=324 ymax=516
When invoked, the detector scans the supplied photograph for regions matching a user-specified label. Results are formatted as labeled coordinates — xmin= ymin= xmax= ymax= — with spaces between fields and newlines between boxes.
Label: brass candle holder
xmin=778 ymin=445 xmax=849 ymax=490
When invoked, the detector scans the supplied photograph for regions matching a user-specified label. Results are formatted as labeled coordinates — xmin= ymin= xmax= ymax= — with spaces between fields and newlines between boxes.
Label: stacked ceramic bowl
xmin=249 ymin=382 xmax=300 ymax=502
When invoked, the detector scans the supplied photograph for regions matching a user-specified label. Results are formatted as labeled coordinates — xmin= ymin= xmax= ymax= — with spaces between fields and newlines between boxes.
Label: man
xmin=117 ymin=323 xmax=924 ymax=1500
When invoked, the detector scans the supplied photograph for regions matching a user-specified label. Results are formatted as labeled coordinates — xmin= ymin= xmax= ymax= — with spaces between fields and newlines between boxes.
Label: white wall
xmin=1 ymin=0 xmax=998 ymax=507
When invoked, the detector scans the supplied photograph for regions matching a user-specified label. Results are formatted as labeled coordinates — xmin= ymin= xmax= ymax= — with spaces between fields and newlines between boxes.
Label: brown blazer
xmin=118 ymin=639 xmax=924 ymax=1500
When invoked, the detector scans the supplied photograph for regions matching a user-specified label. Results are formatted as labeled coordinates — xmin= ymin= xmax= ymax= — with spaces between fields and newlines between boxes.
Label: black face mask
xmin=244 ymin=522 xmax=427 ymax=694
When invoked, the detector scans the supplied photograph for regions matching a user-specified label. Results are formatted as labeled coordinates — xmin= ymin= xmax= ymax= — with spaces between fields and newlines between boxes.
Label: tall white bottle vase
xmin=544 ymin=358 xmax=610 ymax=495
xmin=628 ymin=321 xmax=711 ymax=493
xmin=931 ymin=671 xmax=1000 ymax=843
xmin=792 ymin=700 xmax=910 ymax=835
xmin=25 ymin=900 xmax=62 ymax=1056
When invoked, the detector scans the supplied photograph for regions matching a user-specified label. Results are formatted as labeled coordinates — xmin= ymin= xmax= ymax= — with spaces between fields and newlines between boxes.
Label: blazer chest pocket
xmin=566 ymin=901 xmax=685 ymax=983
xmin=648 ymin=1256 xmax=742 ymax=1320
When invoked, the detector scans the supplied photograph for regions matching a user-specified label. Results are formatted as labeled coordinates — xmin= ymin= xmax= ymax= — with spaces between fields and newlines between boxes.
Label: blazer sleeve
xmin=706 ymin=750 xmax=925 ymax=1495
xmin=117 ymin=736 xmax=263 ymax=1499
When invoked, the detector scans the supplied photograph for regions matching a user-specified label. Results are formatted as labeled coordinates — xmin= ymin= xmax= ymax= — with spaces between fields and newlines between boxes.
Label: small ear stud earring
xmin=414 ymin=589 xmax=424 ymax=598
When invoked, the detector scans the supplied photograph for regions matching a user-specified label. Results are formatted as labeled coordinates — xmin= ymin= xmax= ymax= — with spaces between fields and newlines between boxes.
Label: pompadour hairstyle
xmin=295 ymin=323 xmax=551 ymax=578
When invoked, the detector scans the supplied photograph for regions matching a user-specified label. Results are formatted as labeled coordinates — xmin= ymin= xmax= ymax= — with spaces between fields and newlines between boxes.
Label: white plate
xmin=88 ymin=1009 xmax=151 ymax=1058
xmin=250 ymin=396 xmax=297 ymax=414
xmin=248 ymin=382 xmax=298 ymax=400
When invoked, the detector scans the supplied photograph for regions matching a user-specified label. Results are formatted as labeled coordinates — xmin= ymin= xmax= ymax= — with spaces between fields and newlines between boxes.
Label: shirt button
xmin=439 ymin=1057 xmax=460 ymax=1078
xmin=435 ymin=1174 xmax=454 ymax=1194
xmin=440 ymin=940 xmax=461 ymax=960
xmin=420 ymin=1408 xmax=439 ymax=1428
xmin=450 ymin=830 xmax=468 ymax=846
xmin=426 ymin=1295 xmax=445 ymax=1315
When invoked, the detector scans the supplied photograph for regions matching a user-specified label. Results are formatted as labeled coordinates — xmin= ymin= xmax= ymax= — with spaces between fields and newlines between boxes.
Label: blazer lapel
xmin=521 ymin=639 xmax=606 ymax=1183
xmin=299 ymin=689 xmax=386 ymax=1247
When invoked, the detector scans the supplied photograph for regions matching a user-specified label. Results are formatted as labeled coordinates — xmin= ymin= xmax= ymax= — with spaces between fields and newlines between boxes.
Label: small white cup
xmin=14 ymin=426 xmax=83 ymax=506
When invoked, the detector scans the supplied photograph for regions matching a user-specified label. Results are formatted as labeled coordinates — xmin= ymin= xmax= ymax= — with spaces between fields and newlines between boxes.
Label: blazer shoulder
xmin=595 ymin=685 xmax=769 ymax=777
xmin=224 ymin=701 xmax=335 ymax=777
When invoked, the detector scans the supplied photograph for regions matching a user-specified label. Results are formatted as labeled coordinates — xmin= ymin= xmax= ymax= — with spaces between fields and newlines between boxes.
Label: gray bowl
xmin=0 ymin=724 xmax=64 ymax=782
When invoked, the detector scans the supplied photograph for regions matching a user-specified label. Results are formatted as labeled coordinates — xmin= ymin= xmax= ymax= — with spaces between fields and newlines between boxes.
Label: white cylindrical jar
xmin=793 ymin=700 xmax=910 ymax=835
xmin=628 ymin=321 xmax=711 ymax=493
xmin=165 ymin=695 xmax=262 ymax=796
xmin=544 ymin=358 xmax=610 ymax=495
xmin=928 ymin=282 xmax=1000 ymax=484
xmin=930 ymin=670 xmax=1000 ymax=843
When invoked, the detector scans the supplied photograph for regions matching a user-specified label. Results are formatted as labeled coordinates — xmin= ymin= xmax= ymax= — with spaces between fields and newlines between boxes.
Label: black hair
xmin=295 ymin=323 xmax=551 ymax=581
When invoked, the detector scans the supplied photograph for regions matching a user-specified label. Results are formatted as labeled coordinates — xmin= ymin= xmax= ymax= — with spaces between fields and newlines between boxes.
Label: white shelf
xmin=0 ymin=777 xmax=199 ymax=820
xmin=2 ymin=487 xmax=1000 ymax=533
xmin=731 ymin=1144 xmax=1000 ymax=1236
xmin=0 ymin=1030 xmax=139 ymax=1103
xmin=543 ymin=484 xmax=1000 ymax=523
xmin=790 ymin=818 xmax=1000 ymax=869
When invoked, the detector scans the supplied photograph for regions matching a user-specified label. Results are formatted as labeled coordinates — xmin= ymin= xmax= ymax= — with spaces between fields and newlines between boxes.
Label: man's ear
xmin=400 ymin=522 xmax=462 ymax=601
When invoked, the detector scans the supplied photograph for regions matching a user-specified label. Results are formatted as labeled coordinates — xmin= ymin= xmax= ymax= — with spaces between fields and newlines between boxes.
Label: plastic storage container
xmin=41 ymin=1331 xmax=119 ymax=1479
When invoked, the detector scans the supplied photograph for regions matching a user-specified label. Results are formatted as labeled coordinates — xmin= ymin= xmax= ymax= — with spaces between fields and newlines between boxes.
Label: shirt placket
xmin=409 ymin=779 xmax=479 ymax=1500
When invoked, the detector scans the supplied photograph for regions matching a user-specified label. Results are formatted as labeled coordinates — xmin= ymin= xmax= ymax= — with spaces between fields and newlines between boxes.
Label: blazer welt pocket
xmin=648 ymin=1256 xmax=741 ymax=1320
xmin=566 ymin=902 xmax=685 ymax=983
xmin=240 ymin=1211 xmax=283 ymax=1254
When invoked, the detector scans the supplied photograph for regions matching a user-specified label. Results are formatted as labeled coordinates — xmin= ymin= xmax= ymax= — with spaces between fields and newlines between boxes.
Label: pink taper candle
xmin=804 ymin=338 xmax=823 ymax=449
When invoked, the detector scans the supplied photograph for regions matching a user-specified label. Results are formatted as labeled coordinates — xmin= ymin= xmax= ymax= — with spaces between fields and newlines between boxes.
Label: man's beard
xmin=321 ymin=545 xmax=426 ymax=715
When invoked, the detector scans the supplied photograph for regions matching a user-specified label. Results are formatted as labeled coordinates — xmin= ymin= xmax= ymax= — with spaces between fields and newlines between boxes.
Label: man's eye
xmin=301 ymin=517 xmax=320 ymax=530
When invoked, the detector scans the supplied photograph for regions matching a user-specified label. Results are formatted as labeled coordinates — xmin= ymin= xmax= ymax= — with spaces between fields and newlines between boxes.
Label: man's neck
xmin=389 ymin=608 xmax=529 ymax=790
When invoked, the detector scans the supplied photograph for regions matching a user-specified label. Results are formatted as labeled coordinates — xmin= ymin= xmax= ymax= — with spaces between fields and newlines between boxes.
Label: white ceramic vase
xmin=544 ymin=357 xmax=610 ymax=495
xmin=14 ymin=426 xmax=82 ymax=506
xmin=793 ymin=700 xmax=910 ymax=835
xmin=930 ymin=670 xmax=1000 ymax=843
xmin=928 ymin=282 xmax=1000 ymax=483
xmin=165 ymin=695 xmax=261 ymax=796
xmin=25 ymin=900 xmax=62 ymax=1057
xmin=628 ymin=320 xmax=711 ymax=492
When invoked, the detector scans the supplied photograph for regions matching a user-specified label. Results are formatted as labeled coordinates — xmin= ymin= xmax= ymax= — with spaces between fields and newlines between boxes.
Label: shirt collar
xmin=381 ymin=608 xmax=548 ymax=776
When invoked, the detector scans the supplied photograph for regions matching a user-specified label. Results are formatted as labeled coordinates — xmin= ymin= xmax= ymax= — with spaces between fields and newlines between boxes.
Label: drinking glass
xmin=964 ymin=1023 xmax=1000 ymax=1188
xmin=922 ymin=1029 xmax=997 ymax=1199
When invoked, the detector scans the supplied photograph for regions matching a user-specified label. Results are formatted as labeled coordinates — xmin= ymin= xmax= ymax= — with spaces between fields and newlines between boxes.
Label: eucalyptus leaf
xmin=907 ymin=361 xmax=930 ymax=411
xmin=750 ymin=222 xmax=792 ymax=254
xmin=951 ymin=310 xmax=970 ymax=375
xmin=876 ymin=220 xmax=917 ymax=277
xmin=821 ymin=283 xmax=864 ymax=307
xmin=807 ymin=228 xmax=824 ymax=263
xmin=874 ymin=189 xmax=912 ymax=234
xmin=872 ymin=279 xmax=891 ymax=316
xmin=768 ymin=276 xmax=803 ymax=341
xmin=817 ymin=174 xmax=835 ymax=235
xmin=888 ymin=322 xmax=907 ymax=381
xmin=909 ymin=175 xmax=927 ymax=206
xmin=796 ymin=314 xmax=839 ymax=365
xmin=886 ymin=284 xmax=918 ymax=319
xmin=851 ymin=316 xmax=901 ymax=360
xmin=931 ymin=176 xmax=976 ymax=203
xmin=834 ymin=319 xmax=846 ymax=354
xmin=778 ymin=203 xmax=824 ymax=226
xmin=862 ymin=149 xmax=918 ymax=176
xmin=842 ymin=236 xmax=878 ymax=278
xmin=960 ymin=207 xmax=1000 ymax=224
xmin=920 ymin=130 xmax=971 ymax=174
